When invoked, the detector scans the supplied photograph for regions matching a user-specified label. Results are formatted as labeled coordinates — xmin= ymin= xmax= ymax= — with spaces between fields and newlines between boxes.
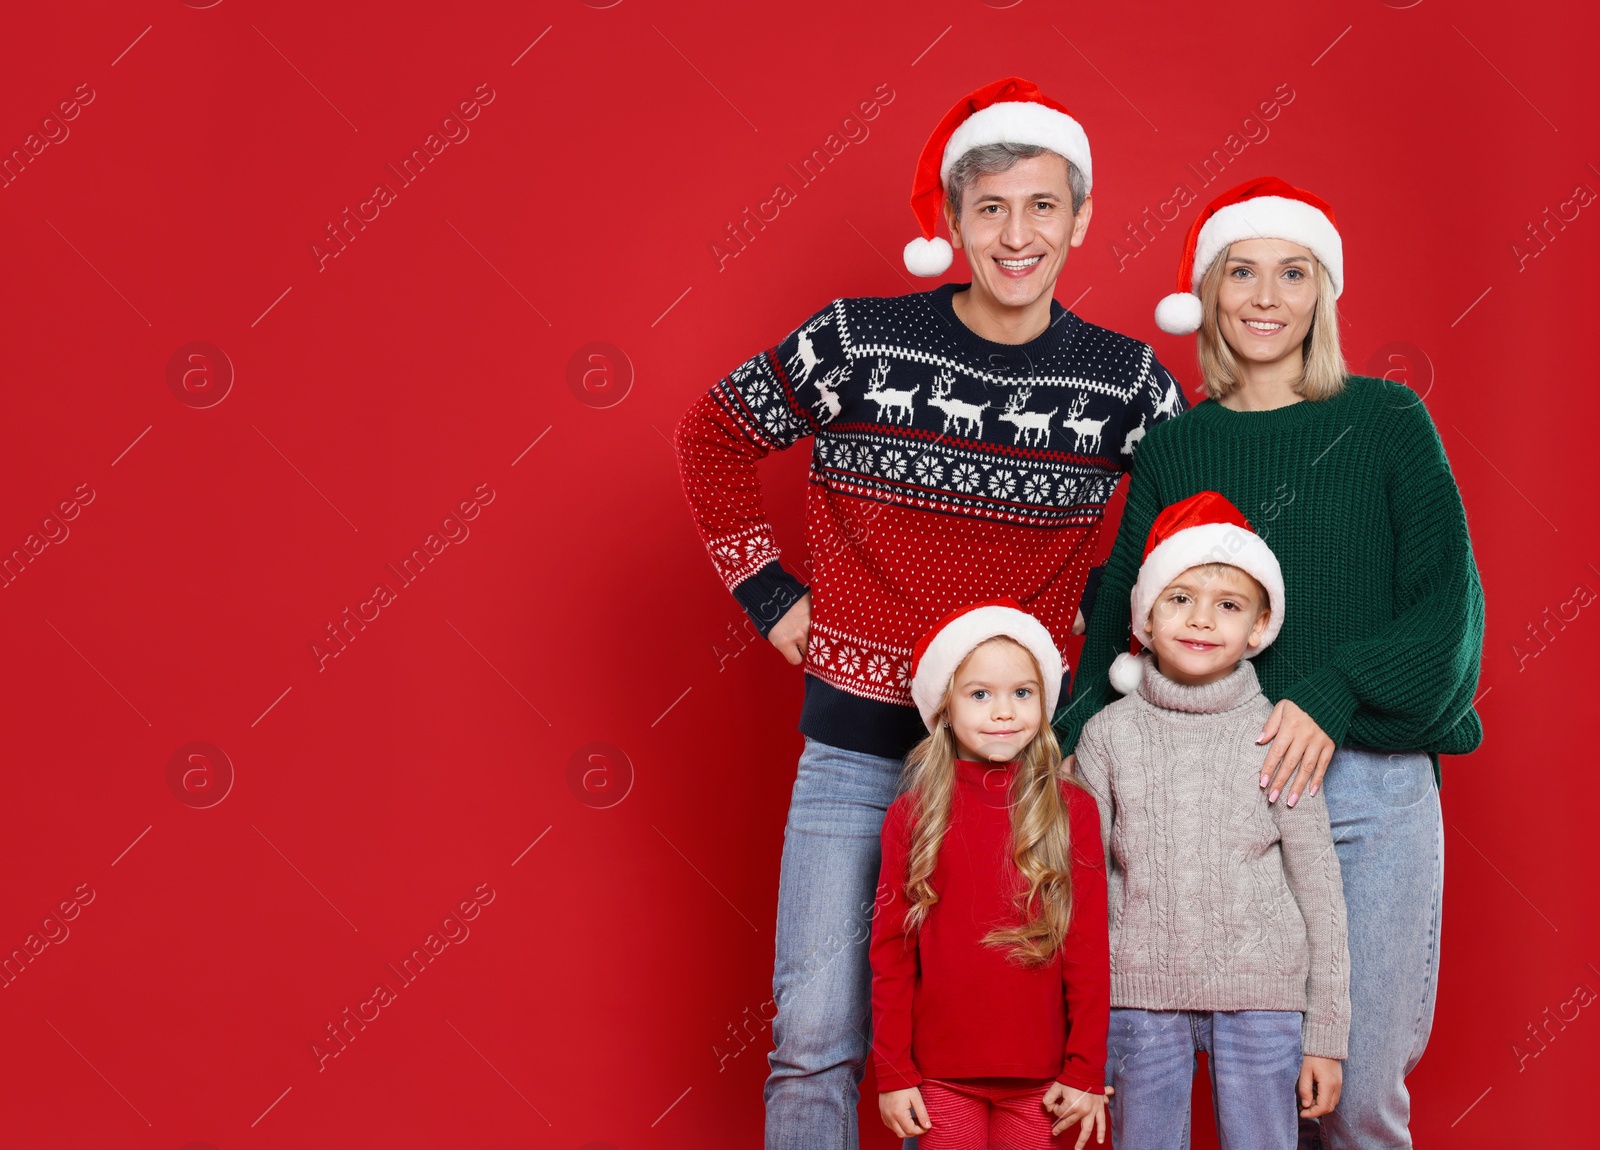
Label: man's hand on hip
xmin=768 ymin=592 xmax=811 ymax=666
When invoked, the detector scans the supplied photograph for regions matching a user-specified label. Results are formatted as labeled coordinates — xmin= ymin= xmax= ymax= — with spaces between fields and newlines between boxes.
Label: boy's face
xmin=1145 ymin=564 xmax=1271 ymax=687
xmin=946 ymin=639 xmax=1043 ymax=763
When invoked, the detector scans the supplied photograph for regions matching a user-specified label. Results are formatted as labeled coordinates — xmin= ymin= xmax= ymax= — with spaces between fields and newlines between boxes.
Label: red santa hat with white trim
xmin=909 ymin=596 xmax=1065 ymax=732
xmin=903 ymin=76 xmax=1093 ymax=277
xmin=1109 ymin=491 xmax=1285 ymax=695
xmin=1154 ymin=175 xmax=1343 ymax=336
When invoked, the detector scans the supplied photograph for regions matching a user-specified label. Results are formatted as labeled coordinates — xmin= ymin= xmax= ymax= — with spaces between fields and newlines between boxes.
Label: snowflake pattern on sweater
xmin=675 ymin=283 xmax=1186 ymax=728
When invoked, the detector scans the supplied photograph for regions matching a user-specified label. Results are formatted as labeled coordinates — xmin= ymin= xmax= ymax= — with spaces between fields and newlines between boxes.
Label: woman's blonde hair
xmin=899 ymin=636 xmax=1085 ymax=966
xmin=1195 ymin=245 xmax=1347 ymax=402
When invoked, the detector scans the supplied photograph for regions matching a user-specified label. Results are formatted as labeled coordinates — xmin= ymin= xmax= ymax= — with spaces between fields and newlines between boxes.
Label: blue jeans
xmin=1299 ymin=744 xmax=1443 ymax=1149
xmin=1107 ymin=1008 xmax=1304 ymax=1150
xmin=764 ymin=736 xmax=906 ymax=1150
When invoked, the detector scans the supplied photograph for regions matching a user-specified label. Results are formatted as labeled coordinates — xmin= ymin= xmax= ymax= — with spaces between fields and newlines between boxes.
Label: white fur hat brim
xmin=1190 ymin=195 xmax=1343 ymax=297
xmin=910 ymin=604 xmax=1065 ymax=732
xmin=939 ymin=100 xmax=1093 ymax=192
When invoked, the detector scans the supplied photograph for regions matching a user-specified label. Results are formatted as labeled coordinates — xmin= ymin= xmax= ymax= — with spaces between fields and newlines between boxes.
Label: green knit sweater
xmin=1053 ymin=375 xmax=1486 ymax=786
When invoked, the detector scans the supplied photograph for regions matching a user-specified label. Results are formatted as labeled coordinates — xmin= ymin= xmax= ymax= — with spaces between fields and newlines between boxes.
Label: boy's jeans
xmin=1107 ymin=1008 xmax=1304 ymax=1150
xmin=1299 ymin=745 xmax=1443 ymax=1149
xmin=763 ymin=736 xmax=906 ymax=1150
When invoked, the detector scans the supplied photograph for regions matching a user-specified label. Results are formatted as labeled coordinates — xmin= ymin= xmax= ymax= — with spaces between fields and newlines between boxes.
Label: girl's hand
xmin=767 ymin=592 xmax=810 ymax=666
xmin=1058 ymin=753 xmax=1077 ymax=781
xmin=878 ymin=1087 xmax=931 ymax=1137
xmin=1297 ymin=1056 xmax=1343 ymax=1118
xmin=1043 ymin=1082 xmax=1108 ymax=1148
xmin=1257 ymin=699 xmax=1334 ymax=807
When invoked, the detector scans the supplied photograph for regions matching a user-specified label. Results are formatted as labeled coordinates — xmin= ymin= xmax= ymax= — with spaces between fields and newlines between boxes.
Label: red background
xmin=1 ymin=1 xmax=1595 ymax=1147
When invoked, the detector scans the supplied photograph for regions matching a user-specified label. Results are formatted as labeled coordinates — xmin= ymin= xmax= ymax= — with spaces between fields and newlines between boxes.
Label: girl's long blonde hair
xmin=1195 ymin=245 xmax=1347 ymax=402
xmin=899 ymin=636 xmax=1086 ymax=966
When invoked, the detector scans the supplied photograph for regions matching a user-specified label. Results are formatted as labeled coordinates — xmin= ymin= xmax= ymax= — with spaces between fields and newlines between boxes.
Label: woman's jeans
xmin=1299 ymin=744 xmax=1444 ymax=1150
xmin=763 ymin=736 xmax=906 ymax=1150
xmin=1107 ymin=1008 xmax=1304 ymax=1150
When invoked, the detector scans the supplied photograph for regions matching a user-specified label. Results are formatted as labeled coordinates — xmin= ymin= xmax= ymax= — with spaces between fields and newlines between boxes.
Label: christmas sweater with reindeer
xmin=673 ymin=282 xmax=1187 ymax=760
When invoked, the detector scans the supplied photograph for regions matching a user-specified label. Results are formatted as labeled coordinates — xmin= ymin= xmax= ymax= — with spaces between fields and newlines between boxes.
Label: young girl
xmin=870 ymin=597 xmax=1109 ymax=1149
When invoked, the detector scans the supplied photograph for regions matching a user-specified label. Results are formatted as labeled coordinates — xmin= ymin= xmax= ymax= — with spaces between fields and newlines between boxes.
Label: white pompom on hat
xmin=909 ymin=596 xmax=1065 ymax=732
xmin=1109 ymin=491 xmax=1285 ymax=695
xmin=904 ymin=76 xmax=1093 ymax=277
xmin=1155 ymin=175 xmax=1344 ymax=335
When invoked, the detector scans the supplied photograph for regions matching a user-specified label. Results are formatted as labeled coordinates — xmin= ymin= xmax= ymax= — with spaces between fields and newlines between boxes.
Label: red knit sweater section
xmin=870 ymin=759 xmax=1110 ymax=1093
xmin=672 ymin=285 xmax=1185 ymax=759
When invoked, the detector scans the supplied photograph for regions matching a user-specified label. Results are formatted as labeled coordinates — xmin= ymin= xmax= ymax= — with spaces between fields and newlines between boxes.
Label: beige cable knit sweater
xmin=1073 ymin=656 xmax=1351 ymax=1058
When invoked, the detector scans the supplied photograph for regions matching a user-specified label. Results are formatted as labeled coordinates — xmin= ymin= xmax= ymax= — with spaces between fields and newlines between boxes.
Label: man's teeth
xmin=997 ymin=256 xmax=1042 ymax=269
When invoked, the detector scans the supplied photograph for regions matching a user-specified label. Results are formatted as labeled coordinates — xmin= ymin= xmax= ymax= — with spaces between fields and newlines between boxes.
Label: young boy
xmin=1072 ymin=491 xmax=1350 ymax=1150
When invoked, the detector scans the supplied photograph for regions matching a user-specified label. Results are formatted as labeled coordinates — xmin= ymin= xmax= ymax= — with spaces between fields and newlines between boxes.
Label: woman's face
xmin=945 ymin=639 xmax=1043 ymax=763
xmin=1215 ymin=237 xmax=1318 ymax=373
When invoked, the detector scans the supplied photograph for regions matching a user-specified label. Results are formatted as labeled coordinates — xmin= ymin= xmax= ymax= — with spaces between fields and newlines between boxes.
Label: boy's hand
xmin=878 ymin=1087 xmax=931 ymax=1137
xmin=1043 ymin=1082 xmax=1108 ymax=1148
xmin=1297 ymin=1056 xmax=1342 ymax=1118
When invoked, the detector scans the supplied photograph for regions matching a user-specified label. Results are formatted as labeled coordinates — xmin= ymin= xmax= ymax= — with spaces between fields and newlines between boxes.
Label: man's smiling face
xmin=942 ymin=150 xmax=1091 ymax=318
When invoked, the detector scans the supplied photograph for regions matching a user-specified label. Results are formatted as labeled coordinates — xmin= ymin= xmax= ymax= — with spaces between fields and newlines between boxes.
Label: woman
xmin=1053 ymin=175 xmax=1485 ymax=1149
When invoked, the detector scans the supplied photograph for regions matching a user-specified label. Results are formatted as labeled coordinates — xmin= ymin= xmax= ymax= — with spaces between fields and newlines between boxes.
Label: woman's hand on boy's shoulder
xmin=1258 ymin=698 xmax=1335 ymax=808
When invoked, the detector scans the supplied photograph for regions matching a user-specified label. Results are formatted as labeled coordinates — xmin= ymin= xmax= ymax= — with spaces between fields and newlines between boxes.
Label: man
xmin=673 ymin=76 xmax=1189 ymax=1149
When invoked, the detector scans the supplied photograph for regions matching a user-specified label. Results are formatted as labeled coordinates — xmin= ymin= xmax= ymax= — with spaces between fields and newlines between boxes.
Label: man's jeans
xmin=1300 ymin=745 xmax=1444 ymax=1149
xmin=764 ymin=736 xmax=906 ymax=1150
xmin=1107 ymin=1008 xmax=1304 ymax=1150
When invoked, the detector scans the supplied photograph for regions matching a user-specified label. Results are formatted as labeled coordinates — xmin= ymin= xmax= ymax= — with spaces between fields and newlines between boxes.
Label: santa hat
xmin=909 ymin=596 xmax=1065 ymax=732
xmin=1109 ymin=491 xmax=1285 ymax=695
xmin=903 ymin=77 xmax=1093 ymax=277
xmin=1154 ymin=175 xmax=1343 ymax=336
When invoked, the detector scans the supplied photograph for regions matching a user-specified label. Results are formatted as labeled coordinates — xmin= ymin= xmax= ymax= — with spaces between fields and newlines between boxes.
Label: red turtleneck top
xmin=869 ymin=757 xmax=1110 ymax=1093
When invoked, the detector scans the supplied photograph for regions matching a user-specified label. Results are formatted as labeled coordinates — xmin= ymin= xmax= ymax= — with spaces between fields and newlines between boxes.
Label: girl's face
xmin=1146 ymin=564 xmax=1271 ymax=686
xmin=1215 ymin=237 xmax=1318 ymax=373
xmin=945 ymin=639 xmax=1043 ymax=763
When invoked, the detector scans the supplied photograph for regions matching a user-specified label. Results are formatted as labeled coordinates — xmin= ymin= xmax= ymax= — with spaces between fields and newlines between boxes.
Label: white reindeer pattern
xmin=997 ymin=387 xmax=1058 ymax=447
xmin=811 ymin=364 xmax=848 ymax=424
xmin=927 ymin=368 xmax=990 ymax=438
xmin=864 ymin=359 xmax=919 ymax=425
xmin=1060 ymin=395 xmax=1110 ymax=453
xmin=1152 ymin=380 xmax=1182 ymax=420
xmin=786 ymin=315 xmax=831 ymax=386
xmin=1121 ymin=413 xmax=1147 ymax=457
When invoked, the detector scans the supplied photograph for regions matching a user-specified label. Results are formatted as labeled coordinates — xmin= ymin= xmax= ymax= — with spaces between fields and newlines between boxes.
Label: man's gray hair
xmin=945 ymin=143 xmax=1088 ymax=216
